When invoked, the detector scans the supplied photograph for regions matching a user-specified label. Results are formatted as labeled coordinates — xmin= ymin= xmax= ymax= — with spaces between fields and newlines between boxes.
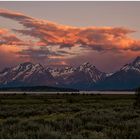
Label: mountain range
xmin=0 ymin=56 xmax=140 ymax=91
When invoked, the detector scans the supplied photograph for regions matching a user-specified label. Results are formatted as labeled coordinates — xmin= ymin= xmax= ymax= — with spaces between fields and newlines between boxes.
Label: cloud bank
xmin=0 ymin=8 xmax=140 ymax=52
xmin=0 ymin=28 xmax=26 ymax=46
xmin=0 ymin=8 xmax=140 ymax=72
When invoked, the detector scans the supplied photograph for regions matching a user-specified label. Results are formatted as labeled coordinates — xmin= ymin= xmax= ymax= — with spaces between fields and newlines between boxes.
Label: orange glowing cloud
xmin=0 ymin=9 xmax=140 ymax=53
xmin=0 ymin=8 xmax=140 ymax=72
xmin=0 ymin=27 xmax=33 ymax=66
xmin=0 ymin=28 xmax=28 ymax=46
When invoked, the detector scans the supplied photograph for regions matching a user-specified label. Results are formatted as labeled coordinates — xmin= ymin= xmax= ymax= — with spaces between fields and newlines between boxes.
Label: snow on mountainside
xmin=46 ymin=62 xmax=106 ymax=90
xmin=95 ymin=56 xmax=140 ymax=90
xmin=121 ymin=56 xmax=140 ymax=73
xmin=106 ymin=73 xmax=113 ymax=77
xmin=48 ymin=66 xmax=76 ymax=78
xmin=0 ymin=62 xmax=55 ymax=86
xmin=0 ymin=61 xmax=106 ymax=88
xmin=0 ymin=56 xmax=139 ymax=90
xmin=77 ymin=62 xmax=106 ymax=83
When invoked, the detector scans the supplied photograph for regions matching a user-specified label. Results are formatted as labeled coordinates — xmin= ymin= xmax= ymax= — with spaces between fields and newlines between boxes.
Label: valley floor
xmin=0 ymin=93 xmax=140 ymax=138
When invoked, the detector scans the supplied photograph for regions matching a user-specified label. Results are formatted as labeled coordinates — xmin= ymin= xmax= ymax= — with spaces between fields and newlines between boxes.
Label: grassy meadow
xmin=0 ymin=93 xmax=140 ymax=138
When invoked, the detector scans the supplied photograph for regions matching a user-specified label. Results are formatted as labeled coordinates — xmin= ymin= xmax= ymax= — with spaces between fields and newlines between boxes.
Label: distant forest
xmin=0 ymin=86 xmax=79 ymax=92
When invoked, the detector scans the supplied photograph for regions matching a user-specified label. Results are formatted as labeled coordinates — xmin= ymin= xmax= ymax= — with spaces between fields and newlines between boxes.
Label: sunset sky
xmin=0 ymin=1 xmax=140 ymax=72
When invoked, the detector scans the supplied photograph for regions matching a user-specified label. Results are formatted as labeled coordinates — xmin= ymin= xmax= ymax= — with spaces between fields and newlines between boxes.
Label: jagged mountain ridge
xmin=0 ymin=61 xmax=105 ymax=89
xmin=48 ymin=62 xmax=106 ymax=89
xmin=0 ymin=62 xmax=55 ymax=87
xmin=94 ymin=56 xmax=140 ymax=90
xmin=0 ymin=56 xmax=140 ymax=90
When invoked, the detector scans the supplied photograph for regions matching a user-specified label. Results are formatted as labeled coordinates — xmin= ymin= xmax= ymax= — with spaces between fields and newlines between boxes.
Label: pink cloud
xmin=0 ymin=8 xmax=140 ymax=72
xmin=0 ymin=9 xmax=140 ymax=52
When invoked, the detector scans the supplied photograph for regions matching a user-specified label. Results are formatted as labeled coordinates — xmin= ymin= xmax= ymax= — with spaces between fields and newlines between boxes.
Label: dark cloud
xmin=57 ymin=50 xmax=76 ymax=55
xmin=0 ymin=28 xmax=26 ymax=46
xmin=16 ymin=47 xmax=75 ymax=61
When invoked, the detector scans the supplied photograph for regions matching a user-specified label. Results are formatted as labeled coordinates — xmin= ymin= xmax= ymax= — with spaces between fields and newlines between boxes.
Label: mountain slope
xmin=0 ymin=62 xmax=106 ymax=89
xmin=48 ymin=62 xmax=106 ymax=90
xmin=0 ymin=57 xmax=140 ymax=90
xmin=0 ymin=62 xmax=55 ymax=87
xmin=94 ymin=56 xmax=140 ymax=90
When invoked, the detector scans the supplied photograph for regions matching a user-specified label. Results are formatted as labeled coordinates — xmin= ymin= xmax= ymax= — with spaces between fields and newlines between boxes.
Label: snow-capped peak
xmin=121 ymin=56 xmax=140 ymax=72
xmin=12 ymin=62 xmax=33 ymax=71
xmin=0 ymin=62 xmax=55 ymax=86
xmin=82 ymin=62 xmax=91 ymax=67
xmin=132 ymin=56 xmax=140 ymax=67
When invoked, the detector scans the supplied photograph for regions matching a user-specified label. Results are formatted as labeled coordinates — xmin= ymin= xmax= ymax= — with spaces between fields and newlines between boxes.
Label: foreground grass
xmin=0 ymin=93 xmax=140 ymax=138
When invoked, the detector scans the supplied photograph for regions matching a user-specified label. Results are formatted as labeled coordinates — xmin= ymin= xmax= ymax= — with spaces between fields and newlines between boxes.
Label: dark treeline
xmin=0 ymin=86 xmax=79 ymax=92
